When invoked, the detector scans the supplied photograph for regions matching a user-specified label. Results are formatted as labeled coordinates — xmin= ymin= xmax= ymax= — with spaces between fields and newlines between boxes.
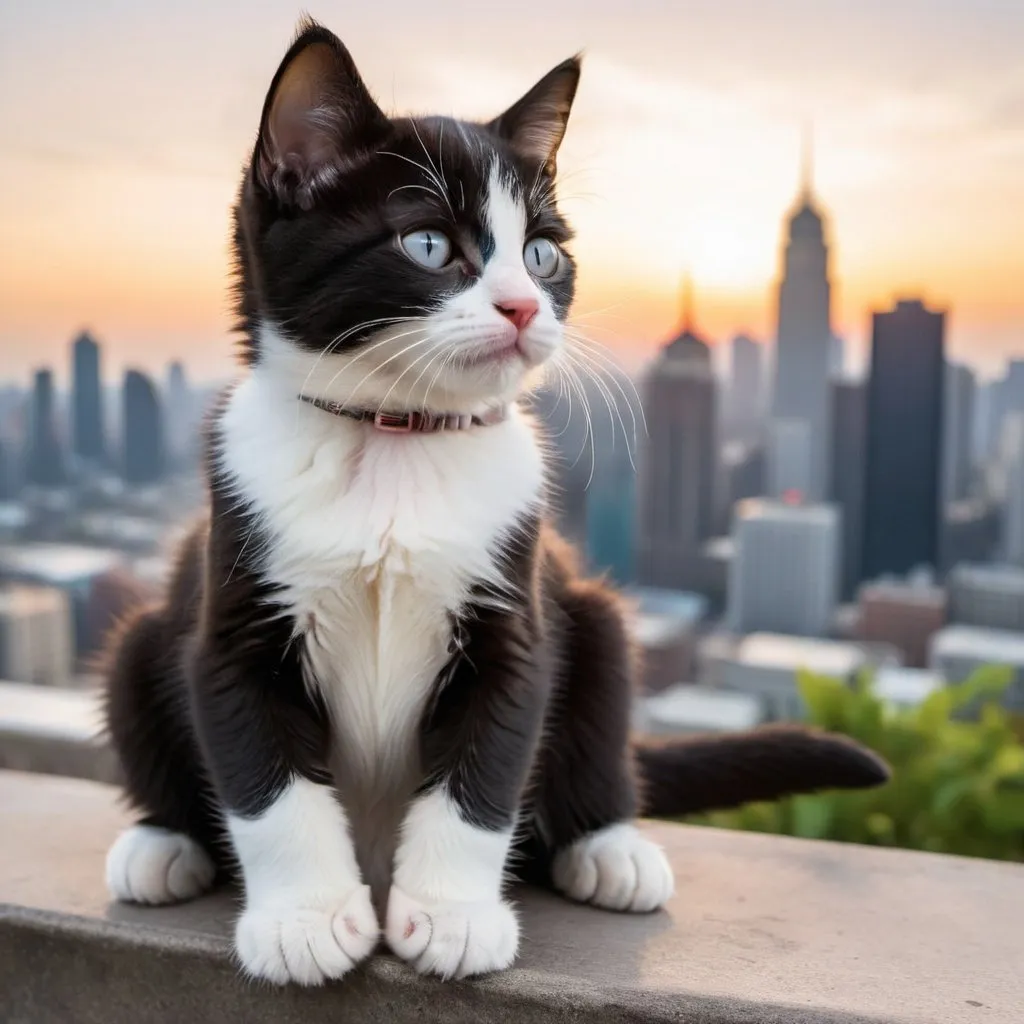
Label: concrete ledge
xmin=2 ymin=770 xmax=1022 ymax=1023
xmin=0 ymin=681 xmax=119 ymax=783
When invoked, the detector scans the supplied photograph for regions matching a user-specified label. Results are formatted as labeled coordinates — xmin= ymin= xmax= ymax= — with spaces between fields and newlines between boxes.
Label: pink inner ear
xmin=266 ymin=46 xmax=341 ymax=170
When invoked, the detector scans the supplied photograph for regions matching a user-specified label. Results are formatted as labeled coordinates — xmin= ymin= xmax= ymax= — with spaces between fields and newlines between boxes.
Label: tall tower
xmin=164 ymin=360 xmax=193 ymax=469
xmin=122 ymin=370 xmax=165 ymax=485
xmin=770 ymin=128 xmax=833 ymax=501
xmin=942 ymin=361 xmax=976 ymax=506
xmin=862 ymin=299 xmax=945 ymax=579
xmin=635 ymin=280 xmax=718 ymax=589
xmin=24 ymin=369 xmax=65 ymax=487
xmin=71 ymin=330 xmax=105 ymax=466
xmin=726 ymin=333 xmax=764 ymax=443
xmin=830 ymin=377 xmax=867 ymax=597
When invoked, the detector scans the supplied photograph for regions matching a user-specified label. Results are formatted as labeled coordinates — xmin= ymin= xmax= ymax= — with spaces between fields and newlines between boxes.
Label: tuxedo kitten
xmin=103 ymin=19 xmax=888 ymax=985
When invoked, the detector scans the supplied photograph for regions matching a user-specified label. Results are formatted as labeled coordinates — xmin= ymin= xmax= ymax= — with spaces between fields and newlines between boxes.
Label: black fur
xmin=104 ymin=18 xmax=890 ymax=938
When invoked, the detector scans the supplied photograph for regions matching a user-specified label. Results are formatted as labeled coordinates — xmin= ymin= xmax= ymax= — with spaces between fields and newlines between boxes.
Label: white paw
xmin=385 ymin=885 xmax=519 ymax=980
xmin=106 ymin=824 xmax=216 ymax=905
xmin=552 ymin=823 xmax=674 ymax=913
xmin=234 ymin=884 xmax=379 ymax=986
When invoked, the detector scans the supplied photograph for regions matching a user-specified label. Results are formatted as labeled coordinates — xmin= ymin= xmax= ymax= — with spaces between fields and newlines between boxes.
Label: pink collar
xmin=298 ymin=395 xmax=508 ymax=433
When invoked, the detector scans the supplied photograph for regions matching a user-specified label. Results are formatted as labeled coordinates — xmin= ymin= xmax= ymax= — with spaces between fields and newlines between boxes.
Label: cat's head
xmin=234 ymin=19 xmax=580 ymax=415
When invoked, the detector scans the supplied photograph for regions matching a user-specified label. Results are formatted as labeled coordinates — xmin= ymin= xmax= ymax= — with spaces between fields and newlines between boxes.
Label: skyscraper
xmin=529 ymin=382 xmax=590 ymax=546
xmin=942 ymin=361 xmax=976 ymax=506
xmin=24 ymin=369 xmax=65 ymax=487
xmin=122 ymin=370 xmax=165 ymax=485
xmin=829 ymin=333 xmax=845 ymax=378
xmin=726 ymin=333 xmax=763 ymax=443
xmin=770 ymin=137 xmax=833 ymax=501
xmin=635 ymin=292 xmax=717 ymax=590
xmin=585 ymin=441 xmax=635 ymax=585
xmin=71 ymin=330 xmax=105 ymax=466
xmin=165 ymin=360 xmax=194 ymax=469
xmin=862 ymin=299 xmax=945 ymax=579
xmin=1002 ymin=413 xmax=1024 ymax=567
xmin=830 ymin=378 xmax=867 ymax=598
xmin=727 ymin=497 xmax=840 ymax=638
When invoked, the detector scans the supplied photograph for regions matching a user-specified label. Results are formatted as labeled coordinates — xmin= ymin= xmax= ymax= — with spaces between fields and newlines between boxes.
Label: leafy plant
xmin=686 ymin=666 xmax=1024 ymax=861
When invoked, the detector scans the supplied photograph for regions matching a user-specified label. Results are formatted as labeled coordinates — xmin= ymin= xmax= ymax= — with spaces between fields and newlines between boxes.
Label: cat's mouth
xmin=461 ymin=338 xmax=524 ymax=368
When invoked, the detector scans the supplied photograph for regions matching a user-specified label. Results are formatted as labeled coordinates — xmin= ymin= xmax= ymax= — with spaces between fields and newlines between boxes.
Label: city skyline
xmin=2 ymin=1 xmax=1023 ymax=380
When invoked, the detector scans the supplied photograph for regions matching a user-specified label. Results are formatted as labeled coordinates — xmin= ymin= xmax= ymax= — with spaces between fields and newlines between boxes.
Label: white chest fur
xmin=218 ymin=370 xmax=545 ymax=784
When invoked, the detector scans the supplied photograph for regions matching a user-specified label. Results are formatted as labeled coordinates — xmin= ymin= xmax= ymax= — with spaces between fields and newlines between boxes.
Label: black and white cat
xmin=103 ymin=19 xmax=887 ymax=986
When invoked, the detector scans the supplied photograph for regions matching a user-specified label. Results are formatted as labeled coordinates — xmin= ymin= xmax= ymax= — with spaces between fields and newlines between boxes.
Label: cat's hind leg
xmin=103 ymin=605 xmax=222 ymax=906
xmin=528 ymin=574 xmax=674 ymax=913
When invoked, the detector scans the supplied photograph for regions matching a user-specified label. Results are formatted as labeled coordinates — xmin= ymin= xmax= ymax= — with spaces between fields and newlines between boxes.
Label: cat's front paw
xmin=385 ymin=885 xmax=519 ymax=979
xmin=235 ymin=884 xmax=379 ymax=985
xmin=552 ymin=823 xmax=674 ymax=913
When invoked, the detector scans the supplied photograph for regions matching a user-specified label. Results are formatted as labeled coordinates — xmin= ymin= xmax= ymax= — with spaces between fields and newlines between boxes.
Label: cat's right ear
xmin=252 ymin=19 xmax=389 ymax=210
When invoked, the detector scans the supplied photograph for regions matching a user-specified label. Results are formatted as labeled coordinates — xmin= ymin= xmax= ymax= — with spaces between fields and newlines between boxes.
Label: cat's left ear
xmin=488 ymin=56 xmax=581 ymax=177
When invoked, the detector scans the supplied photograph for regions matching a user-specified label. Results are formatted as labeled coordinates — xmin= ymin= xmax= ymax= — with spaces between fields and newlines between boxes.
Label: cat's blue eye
xmin=401 ymin=229 xmax=452 ymax=270
xmin=524 ymin=237 xmax=560 ymax=279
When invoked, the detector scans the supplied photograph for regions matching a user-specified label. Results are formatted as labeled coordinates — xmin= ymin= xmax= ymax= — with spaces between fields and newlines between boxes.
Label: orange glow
xmin=1 ymin=5 xmax=1021 ymax=381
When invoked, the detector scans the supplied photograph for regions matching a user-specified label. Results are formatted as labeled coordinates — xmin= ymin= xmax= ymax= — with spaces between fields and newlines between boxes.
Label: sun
xmin=682 ymin=209 xmax=776 ymax=292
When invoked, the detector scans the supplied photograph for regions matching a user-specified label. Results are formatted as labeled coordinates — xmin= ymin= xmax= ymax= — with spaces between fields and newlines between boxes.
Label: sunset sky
xmin=1 ymin=0 xmax=1022 ymax=384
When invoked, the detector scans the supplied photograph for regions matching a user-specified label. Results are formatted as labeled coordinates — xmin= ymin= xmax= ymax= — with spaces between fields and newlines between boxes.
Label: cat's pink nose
xmin=494 ymin=298 xmax=539 ymax=332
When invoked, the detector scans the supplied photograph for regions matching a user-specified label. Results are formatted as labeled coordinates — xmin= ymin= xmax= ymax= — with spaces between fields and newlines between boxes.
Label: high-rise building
xmin=122 ymin=370 xmax=165 ymax=485
xmin=0 ymin=585 xmax=74 ymax=687
xmin=530 ymin=382 xmax=590 ymax=547
xmin=980 ymin=360 xmax=1024 ymax=464
xmin=930 ymin=626 xmax=1024 ymax=712
xmin=829 ymin=333 xmax=845 ymax=377
xmin=830 ymin=378 xmax=867 ymax=597
xmin=726 ymin=333 xmax=763 ymax=442
xmin=942 ymin=499 xmax=1000 ymax=570
xmin=635 ymin=297 xmax=717 ymax=590
xmin=585 ymin=441 xmax=635 ymax=585
xmin=721 ymin=441 xmax=765 ymax=526
xmin=767 ymin=417 xmax=813 ymax=499
xmin=71 ymin=330 xmax=105 ymax=466
xmin=1002 ymin=413 xmax=1024 ymax=566
xmin=24 ymin=369 xmax=65 ymax=487
xmin=943 ymin=361 xmax=975 ymax=506
xmin=862 ymin=299 xmax=945 ymax=579
xmin=165 ymin=360 xmax=194 ymax=469
xmin=727 ymin=497 xmax=840 ymax=638
xmin=949 ymin=563 xmax=1024 ymax=633
xmin=770 ymin=139 xmax=833 ymax=501
xmin=856 ymin=575 xmax=947 ymax=669
xmin=0 ymin=438 xmax=15 ymax=501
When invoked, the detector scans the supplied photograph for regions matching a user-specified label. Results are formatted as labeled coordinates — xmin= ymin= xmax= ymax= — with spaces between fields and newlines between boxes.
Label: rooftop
xmin=931 ymin=625 xmax=1024 ymax=665
xmin=638 ymin=684 xmax=763 ymax=734
xmin=733 ymin=633 xmax=865 ymax=676
xmin=626 ymin=587 xmax=707 ymax=646
xmin=860 ymin=579 xmax=947 ymax=607
xmin=0 ymin=584 xmax=69 ymax=616
xmin=950 ymin=562 xmax=1024 ymax=593
xmin=0 ymin=543 xmax=125 ymax=585
xmin=874 ymin=666 xmax=944 ymax=707
xmin=735 ymin=498 xmax=838 ymax=527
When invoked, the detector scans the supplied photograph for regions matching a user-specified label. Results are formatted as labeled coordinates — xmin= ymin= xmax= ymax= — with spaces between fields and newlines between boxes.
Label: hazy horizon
xmin=2 ymin=0 xmax=1022 ymax=384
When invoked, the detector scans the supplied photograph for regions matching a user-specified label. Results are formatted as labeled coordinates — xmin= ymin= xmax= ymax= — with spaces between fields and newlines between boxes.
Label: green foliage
xmin=687 ymin=666 xmax=1024 ymax=861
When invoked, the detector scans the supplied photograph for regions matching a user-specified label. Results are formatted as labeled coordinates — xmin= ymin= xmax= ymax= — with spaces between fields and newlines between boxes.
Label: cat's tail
xmin=634 ymin=726 xmax=890 ymax=818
